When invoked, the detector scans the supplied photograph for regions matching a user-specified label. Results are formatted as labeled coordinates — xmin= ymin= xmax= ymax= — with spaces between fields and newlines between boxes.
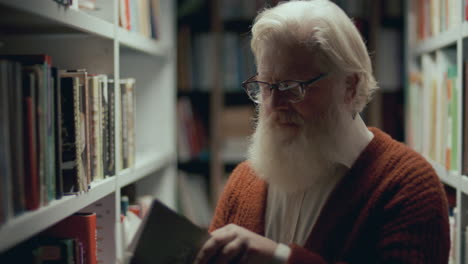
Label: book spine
xmin=46 ymin=60 xmax=56 ymax=202
xmin=89 ymin=77 xmax=98 ymax=181
xmin=121 ymin=80 xmax=128 ymax=169
xmin=0 ymin=60 xmax=13 ymax=224
xmin=107 ymin=80 xmax=116 ymax=176
xmin=126 ymin=79 xmax=136 ymax=168
xmin=100 ymin=76 xmax=109 ymax=177
xmin=115 ymin=77 xmax=122 ymax=172
xmin=60 ymin=77 xmax=79 ymax=194
xmin=53 ymin=67 xmax=64 ymax=199
xmin=22 ymin=71 xmax=40 ymax=211
xmin=76 ymin=77 xmax=87 ymax=192
xmin=10 ymin=61 xmax=26 ymax=214
xmin=39 ymin=62 xmax=48 ymax=205
xmin=83 ymin=73 xmax=92 ymax=188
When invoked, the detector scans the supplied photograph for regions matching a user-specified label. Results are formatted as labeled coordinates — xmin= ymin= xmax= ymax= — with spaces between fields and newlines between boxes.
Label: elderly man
xmin=195 ymin=0 xmax=450 ymax=263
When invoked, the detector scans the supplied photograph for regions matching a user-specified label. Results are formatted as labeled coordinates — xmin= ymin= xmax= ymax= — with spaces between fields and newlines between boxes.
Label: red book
xmin=23 ymin=97 xmax=40 ymax=210
xmin=125 ymin=0 xmax=131 ymax=30
xmin=43 ymin=213 xmax=97 ymax=264
xmin=466 ymin=0 xmax=468 ymax=20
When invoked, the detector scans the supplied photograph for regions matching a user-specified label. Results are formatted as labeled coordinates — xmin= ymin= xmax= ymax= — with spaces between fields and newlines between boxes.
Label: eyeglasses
xmin=242 ymin=73 xmax=328 ymax=104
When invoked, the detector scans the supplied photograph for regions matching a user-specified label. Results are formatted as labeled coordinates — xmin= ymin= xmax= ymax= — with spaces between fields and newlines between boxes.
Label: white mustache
xmin=272 ymin=111 xmax=304 ymax=126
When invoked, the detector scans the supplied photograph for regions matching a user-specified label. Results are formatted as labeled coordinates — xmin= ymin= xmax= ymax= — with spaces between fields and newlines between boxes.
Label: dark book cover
xmin=8 ymin=61 xmax=26 ymax=215
xmin=0 ymin=60 xmax=13 ymax=224
xmin=60 ymin=70 xmax=90 ymax=191
xmin=120 ymin=80 xmax=129 ymax=169
xmin=32 ymin=237 xmax=75 ymax=264
xmin=52 ymin=67 xmax=63 ymax=199
xmin=100 ymin=76 xmax=109 ymax=177
xmin=45 ymin=61 xmax=56 ymax=202
xmin=128 ymin=199 xmax=210 ymax=264
xmin=60 ymin=76 xmax=84 ymax=194
xmin=107 ymin=79 xmax=116 ymax=177
xmin=22 ymin=69 xmax=40 ymax=211
xmin=463 ymin=61 xmax=468 ymax=175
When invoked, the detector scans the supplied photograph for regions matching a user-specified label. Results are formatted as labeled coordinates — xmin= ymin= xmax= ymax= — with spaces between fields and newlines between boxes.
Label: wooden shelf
xmin=0 ymin=0 xmax=114 ymax=39
xmin=0 ymin=176 xmax=117 ymax=253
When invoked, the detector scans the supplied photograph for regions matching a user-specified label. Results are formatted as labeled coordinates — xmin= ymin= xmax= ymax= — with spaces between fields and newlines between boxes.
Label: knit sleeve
xmin=285 ymin=169 xmax=450 ymax=264
xmin=374 ymin=169 xmax=450 ymax=264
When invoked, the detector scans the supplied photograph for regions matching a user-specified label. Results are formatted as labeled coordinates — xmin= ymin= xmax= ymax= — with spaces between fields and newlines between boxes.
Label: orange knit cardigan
xmin=209 ymin=128 xmax=450 ymax=264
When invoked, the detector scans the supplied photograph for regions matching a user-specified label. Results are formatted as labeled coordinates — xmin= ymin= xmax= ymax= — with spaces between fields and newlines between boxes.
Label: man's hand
xmin=194 ymin=224 xmax=278 ymax=264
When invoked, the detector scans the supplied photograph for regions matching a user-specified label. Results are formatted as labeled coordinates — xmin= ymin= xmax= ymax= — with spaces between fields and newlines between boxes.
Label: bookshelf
xmin=406 ymin=0 xmax=468 ymax=263
xmin=176 ymin=1 xmax=259 ymax=207
xmin=0 ymin=0 xmax=176 ymax=262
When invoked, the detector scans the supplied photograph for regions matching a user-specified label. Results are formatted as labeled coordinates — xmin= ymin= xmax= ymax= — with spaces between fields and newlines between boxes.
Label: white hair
xmin=251 ymin=0 xmax=378 ymax=113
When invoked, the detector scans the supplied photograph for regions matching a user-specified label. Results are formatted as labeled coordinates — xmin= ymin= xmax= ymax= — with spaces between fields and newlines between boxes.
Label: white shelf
xmin=413 ymin=25 xmax=460 ymax=56
xmin=117 ymin=27 xmax=166 ymax=56
xmin=426 ymin=158 xmax=460 ymax=188
xmin=0 ymin=176 xmax=117 ymax=253
xmin=0 ymin=0 xmax=114 ymax=39
xmin=460 ymin=176 xmax=468 ymax=195
xmin=118 ymin=150 xmax=175 ymax=188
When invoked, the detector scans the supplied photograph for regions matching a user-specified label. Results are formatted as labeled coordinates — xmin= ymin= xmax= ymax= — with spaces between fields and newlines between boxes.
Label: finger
xmin=194 ymin=231 xmax=237 ymax=264
xmin=212 ymin=238 xmax=247 ymax=264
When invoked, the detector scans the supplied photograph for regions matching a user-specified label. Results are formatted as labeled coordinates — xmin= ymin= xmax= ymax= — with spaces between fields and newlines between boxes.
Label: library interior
xmin=0 ymin=0 xmax=465 ymax=263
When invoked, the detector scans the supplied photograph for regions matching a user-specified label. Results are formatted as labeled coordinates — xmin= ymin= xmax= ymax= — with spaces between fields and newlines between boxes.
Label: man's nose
xmin=270 ymin=89 xmax=290 ymax=110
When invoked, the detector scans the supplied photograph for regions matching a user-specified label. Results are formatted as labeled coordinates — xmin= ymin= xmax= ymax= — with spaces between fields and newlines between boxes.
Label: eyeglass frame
xmin=241 ymin=73 xmax=329 ymax=104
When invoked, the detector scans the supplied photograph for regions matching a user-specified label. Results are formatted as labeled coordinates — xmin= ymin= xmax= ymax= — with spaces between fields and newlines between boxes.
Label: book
xmin=32 ymin=237 xmax=76 ymax=264
xmin=60 ymin=76 xmax=87 ymax=194
xmin=99 ymin=75 xmax=110 ymax=178
xmin=107 ymin=79 xmax=116 ymax=176
xmin=0 ymin=54 xmax=54 ymax=206
xmin=82 ymin=195 xmax=116 ymax=264
xmin=0 ymin=60 xmax=13 ymax=224
xmin=88 ymin=75 xmax=104 ymax=181
xmin=60 ymin=70 xmax=91 ymax=191
xmin=42 ymin=212 xmax=97 ymax=264
xmin=120 ymin=80 xmax=129 ymax=169
xmin=8 ymin=61 xmax=26 ymax=215
xmin=22 ymin=68 xmax=40 ymax=211
xmin=127 ymin=199 xmax=210 ymax=264
xmin=121 ymin=78 xmax=136 ymax=169
xmin=52 ymin=67 xmax=64 ymax=199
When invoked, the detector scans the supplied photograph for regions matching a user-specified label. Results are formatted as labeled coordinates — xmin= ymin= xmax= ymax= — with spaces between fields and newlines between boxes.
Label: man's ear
xmin=344 ymin=73 xmax=358 ymax=105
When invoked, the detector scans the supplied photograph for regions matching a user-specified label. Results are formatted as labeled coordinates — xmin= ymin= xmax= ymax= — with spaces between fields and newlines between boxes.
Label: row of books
xmin=119 ymin=0 xmax=159 ymax=39
xmin=0 ymin=55 xmax=136 ymax=225
xmin=1 ymin=212 xmax=98 ymax=264
xmin=177 ymin=98 xmax=208 ymax=162
xmin=177 ymin=28 xmax=256 ymax=92
xmin=410 ymin=0 xmax=463 ymax=42
xmin=406 ymin=50 xmax=459 ymax=172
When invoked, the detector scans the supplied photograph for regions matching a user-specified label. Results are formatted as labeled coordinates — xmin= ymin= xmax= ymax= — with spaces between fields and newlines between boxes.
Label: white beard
xmin=247 ymin=103 xmax=347 ymax=193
